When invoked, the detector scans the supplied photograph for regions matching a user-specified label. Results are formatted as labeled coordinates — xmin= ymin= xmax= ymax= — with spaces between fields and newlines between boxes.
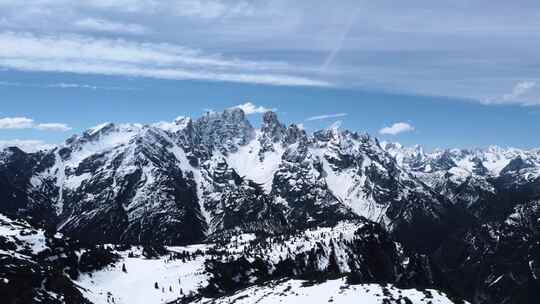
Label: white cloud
xmin=0 ymin=31 xmax=329 ymax=87
xmin=0 ymin=117 xmax=34 ymax=129
xmin=379 ymin=122 xmax=415 ymax=135
xmin=0 ymin=139 xmax=55 ymax=152
xmin=508 ymin=81 xmax=536 ymax=98
xmin=502 ymin=81 xmax=537 ymax=103
xmin=35 ymin=123 xmax=71 ymax=131
xmin=305 ymin=113 xmax=347 ymax=121
xmin=482 ymin=81 xmax=540 ymax=106
xmin=0 ymin=116 xmax=71 ymax=131
xmin=0 ymin=80 xmax=137 ymax=90
xmin=75 ymin=18 xmax=150 ymax=35
xmin=82 ymin=0 xmax=172 ymax=14
xmin=76 ymin=0 xmax=256 ymax=19
xmin=0 ymin=0 xmax=259 ymax=20
xmin=171 ymin=0 xmax=256 ymax=19
xmin=233 ymin=102 xmax=276 ymax=114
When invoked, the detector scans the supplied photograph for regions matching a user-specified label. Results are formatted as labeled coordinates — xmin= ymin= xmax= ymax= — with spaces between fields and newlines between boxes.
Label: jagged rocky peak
xmin=257 ymin=111 xmax=286 ymax=158
xmin=471 ymin=156 xmax=489 ymax=175
xmin=500 ymin=155 xmax=533 ymax=175
xmin=383 ymin=142 xmax=425 ymax=158
xmin=67 ymin=122 xmax=115 ymax=144
xmin=356 ymin=131 xmax=380 ymax=148
xmin=87 ymin=121 xmax=116 ymax=136
xmin=153 ymin=116 xmax=194 ymax=134
xmin=193 ymin=108 xmax=254 ymax=154
xmin=311 ymin=125 xmax=358 ymax=169
xmin=313 ymin=127 xmax=335 ymax=144
xmin=283 ymin=123 xmax=306 ymax=145
xmin=260 ymin=111 xmax=286 ymax=141
xmin=429 ymin=149 xmax=458 ymax=172
xmin=313 ymin=120 xmax=347 ymax=142
xmin=174 ymin=116 xmax=192 ymax=128
xmin=256 ymin=111 xmax=309 ymax=157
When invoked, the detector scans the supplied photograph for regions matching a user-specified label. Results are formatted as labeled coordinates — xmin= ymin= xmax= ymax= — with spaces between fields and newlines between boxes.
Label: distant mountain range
xmin=1 ymin=109 xmax=539 ymax=304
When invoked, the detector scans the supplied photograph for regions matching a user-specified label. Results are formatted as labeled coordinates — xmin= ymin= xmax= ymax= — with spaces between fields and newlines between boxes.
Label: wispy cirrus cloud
xmin=379 ymin=122 xmax=415 ymax=135
xmin=0 ymin=31 xmax=329 ymax=87
xmin=75 ymin=18 xmax=150 ymax=35
xmin=0 ymin=80 xmax=138 ymax=91
xmin=172 ymin=0 xmax=256 ymax=19
xmin=0 ymin=117 xmax=71 ymax=131
xmin=75 ymin=0 xmax=255 ymax=18
xmin=1 ymin=1 xmax=540 ymax=104
xmin=305 ymin=113 xmax=348 ymax=121
xmin=233 ymin=102 xmax=276 ymax=114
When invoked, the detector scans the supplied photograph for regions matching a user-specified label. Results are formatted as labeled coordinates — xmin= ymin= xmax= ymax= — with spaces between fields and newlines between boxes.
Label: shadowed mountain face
xmin=1 ymin=109 xmax=540 ymax=304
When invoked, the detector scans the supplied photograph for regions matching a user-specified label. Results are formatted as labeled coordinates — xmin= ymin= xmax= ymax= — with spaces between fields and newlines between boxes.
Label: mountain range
xmin=1 ymin=108 xmax=539 ymax=304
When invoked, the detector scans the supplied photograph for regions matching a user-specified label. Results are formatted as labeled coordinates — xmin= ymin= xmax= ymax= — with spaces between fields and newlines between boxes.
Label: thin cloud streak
xmin=305 ymin=113 xmax=348 ymax=121
xmin=321 ymin=8 xmax=360 ymax=71
xmin=75 ymin=18 xmax=150 ymax=35
xmin=0 ymin=80 xmax=139 ymax=91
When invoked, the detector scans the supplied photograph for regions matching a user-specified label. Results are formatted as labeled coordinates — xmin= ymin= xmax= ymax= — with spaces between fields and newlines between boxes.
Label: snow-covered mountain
xmin=383 ymin=142 xmax=540 ymax=218
xmin=0 ymin=109 xmax=453 ymax=251
xmin=1 ymin=108 xmax=540 ymax=304
xmin=383 ymin=143 xmax=540 ymax=178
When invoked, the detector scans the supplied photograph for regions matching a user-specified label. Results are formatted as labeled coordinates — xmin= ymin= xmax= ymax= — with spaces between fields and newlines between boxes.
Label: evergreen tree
xmin=327 ymin=243 xmax=340 ymax=275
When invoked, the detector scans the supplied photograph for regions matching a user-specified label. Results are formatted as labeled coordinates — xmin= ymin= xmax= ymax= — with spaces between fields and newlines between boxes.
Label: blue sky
xmin=0 ymin=1 xmax=539 ymax=151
